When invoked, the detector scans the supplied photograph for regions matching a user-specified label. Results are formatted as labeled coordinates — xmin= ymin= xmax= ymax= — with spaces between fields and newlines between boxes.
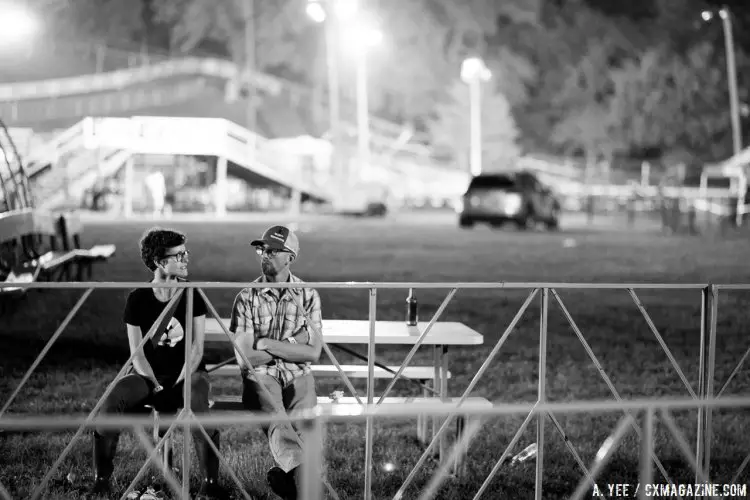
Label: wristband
xmin=287 ymin=337 xmax=298 ymax=344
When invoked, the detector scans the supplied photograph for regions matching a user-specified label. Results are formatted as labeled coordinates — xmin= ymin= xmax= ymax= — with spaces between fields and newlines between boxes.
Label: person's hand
xmin=255 ymin=338 xmax=268 ymax=351
xmin=293 ymin=328 xmax=310 ymax=344
xmin=153 ymin=383 xmax=164 ymax=393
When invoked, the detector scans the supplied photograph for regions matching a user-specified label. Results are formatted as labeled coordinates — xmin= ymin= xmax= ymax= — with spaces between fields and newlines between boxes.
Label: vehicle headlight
xmin=504 ymin=193 xmax=522 ymax=213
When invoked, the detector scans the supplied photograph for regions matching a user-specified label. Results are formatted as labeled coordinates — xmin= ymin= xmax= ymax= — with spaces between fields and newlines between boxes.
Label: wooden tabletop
xmin=205 ymin=318 xmax=483 ymax=346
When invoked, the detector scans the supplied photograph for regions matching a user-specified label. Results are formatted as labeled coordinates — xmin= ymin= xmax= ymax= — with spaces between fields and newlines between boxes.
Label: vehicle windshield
xmin=468 ymin=175 xmax=516 ymax=190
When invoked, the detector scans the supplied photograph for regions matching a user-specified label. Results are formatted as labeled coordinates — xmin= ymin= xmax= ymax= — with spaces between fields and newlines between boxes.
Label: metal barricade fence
xmin=3 ymin=397 xmax=750 ymax=500
xmin=1 ymin=281 xmax=749 ymax=500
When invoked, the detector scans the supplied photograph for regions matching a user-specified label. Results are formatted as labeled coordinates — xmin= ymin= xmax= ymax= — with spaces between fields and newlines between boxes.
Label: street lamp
xmin=702 ymin=7 xmax=741 ymax=156
xmin=307 ymin=0 xmax=381 ymax=190
xmin=341 ymin=21 xmax=382 ymax=180
xmin=0 ymin=2 xmax=39 ymax=47
xmin=306 ymin=1 xmax=327 ymax=23
xmin=461 ymin=57 xmax=492 ymax=177
xmin=306 ymin=0 xmax=354 ymax=189
xmin=702 ymin=6 xmax=744 ymax=226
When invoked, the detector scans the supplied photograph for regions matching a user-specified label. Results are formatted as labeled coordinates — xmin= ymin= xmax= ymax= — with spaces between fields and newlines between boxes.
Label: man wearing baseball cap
xmin=230 ymin=225 xmax=322 ymax=500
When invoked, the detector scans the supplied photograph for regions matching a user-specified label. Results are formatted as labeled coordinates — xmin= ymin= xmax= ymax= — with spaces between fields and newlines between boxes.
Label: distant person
xmin=164 ymin=186 xmax=176 ymax=216
xmin=105 ymin=178 xmax=123 ymax=214
xmin=89 ymin=228 xmax=222 ymax=499
xmin=229 ymin=225 xmax=323 ymax=500
xmin=145 ymin=171 xmax=166 ymax=216
xmin=90 ymin=179 xmax=105 ymax=211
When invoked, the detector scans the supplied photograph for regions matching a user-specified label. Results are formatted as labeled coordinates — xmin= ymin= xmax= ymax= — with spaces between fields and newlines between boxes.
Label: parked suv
xmin=458 ymin=171 xmax=561 ymax=230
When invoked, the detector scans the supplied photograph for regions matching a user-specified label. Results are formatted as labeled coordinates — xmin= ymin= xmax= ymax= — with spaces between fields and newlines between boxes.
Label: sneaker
xmin=139 ymin=486 xmax=165 ymax=500
xmin=87 ymin=476 xmax=111 ymax=497
xmin=196 ymin=478 xmax=224 ymax=499
xmin=266 ymin=467 xmax=297 ymax=500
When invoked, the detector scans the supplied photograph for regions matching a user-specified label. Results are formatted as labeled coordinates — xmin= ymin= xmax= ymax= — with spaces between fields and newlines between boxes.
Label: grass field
xmin=2 ymin=211 xmax=750 ymax=499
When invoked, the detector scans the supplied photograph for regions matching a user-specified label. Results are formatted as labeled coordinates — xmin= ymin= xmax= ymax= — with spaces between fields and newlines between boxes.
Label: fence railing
xmin=1 ymin=280 xmax=749 ymax=500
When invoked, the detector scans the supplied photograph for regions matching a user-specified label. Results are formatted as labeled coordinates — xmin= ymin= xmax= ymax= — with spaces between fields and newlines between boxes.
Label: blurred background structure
xmin=0 ymin=0 xmax=749 ymax=232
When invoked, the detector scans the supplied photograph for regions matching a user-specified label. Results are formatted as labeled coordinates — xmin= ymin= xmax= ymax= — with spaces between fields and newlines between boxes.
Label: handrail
xmin=24 ymin=120 xmax=87 ymax=175
xmin=34 ymin=149 xmax=133 ymax=210
xmin=0 ymin=78 xmax=210 ymax=130
xmin=0 ymin=57 xmax=282 ymax=101
xmin=0 ymin=138 xmax=14 ymax=209
xmin=2 ymin=395 xmax=749 ymax=430
xmin=0 ymin=118 xmax=32 ymax=209
xmin=0 ymin=280 xmax=711 ymax=290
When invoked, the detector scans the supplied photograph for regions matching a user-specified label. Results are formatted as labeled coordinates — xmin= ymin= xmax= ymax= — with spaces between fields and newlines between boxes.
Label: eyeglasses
xmin=255 ymin=247 xmax=290 ymax=258
xmin=163 ymin=250 xmax=190 ymax=263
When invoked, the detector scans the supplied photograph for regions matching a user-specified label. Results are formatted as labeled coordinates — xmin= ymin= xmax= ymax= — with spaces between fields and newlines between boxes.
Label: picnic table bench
xmin=57 ymin=211 xmax=116 ymax=280
xmin=0 ymin=208 xmax=116 ymax=302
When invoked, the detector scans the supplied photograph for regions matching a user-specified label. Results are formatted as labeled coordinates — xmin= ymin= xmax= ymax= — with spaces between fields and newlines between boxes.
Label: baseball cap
xmin=251 ymin=225 xmax=300 ymax=256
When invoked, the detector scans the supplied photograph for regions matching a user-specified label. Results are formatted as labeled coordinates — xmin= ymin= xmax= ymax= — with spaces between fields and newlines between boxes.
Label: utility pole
xmin=326 ymin=10 xmax=342 ymax=190
xmin=719 ymin=7 xmax=744 ymax=226
xmin=243 ymin=0 xmax=257 ymax=163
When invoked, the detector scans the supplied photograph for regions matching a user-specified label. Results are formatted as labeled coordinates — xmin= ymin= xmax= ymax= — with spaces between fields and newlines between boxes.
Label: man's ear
xmin=288 ymin=254 xmax=296 ymax=264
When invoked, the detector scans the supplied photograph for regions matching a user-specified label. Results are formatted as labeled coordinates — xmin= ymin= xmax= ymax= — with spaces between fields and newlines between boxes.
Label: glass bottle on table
xmin=406 ymin=288 xmax=418 ymax=326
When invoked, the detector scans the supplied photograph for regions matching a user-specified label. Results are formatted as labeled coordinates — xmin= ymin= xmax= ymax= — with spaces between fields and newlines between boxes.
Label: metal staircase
xmin=32 ymin=149 xmax=131 ymax=210
xmin=0 ymin=119 xmax=33 ymax=212
xmin=17 ymin=116 xmax=337 ymax=210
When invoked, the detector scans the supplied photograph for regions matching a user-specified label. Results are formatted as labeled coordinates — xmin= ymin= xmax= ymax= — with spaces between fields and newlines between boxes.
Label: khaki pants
xmin=241 ymin=372 xmax=317 ymax=472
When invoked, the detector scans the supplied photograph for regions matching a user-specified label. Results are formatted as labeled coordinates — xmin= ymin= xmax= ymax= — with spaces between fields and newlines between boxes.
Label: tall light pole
xmin=356 ymin=48 xmax=370 ymax=181
xmin=243 ymin=0 xmax=256 ymax=160
xmin=325 ymin=12 xmax=341 ymax=184
xmin=307 ymin=0 xmax=381 ymax=206
xmin=461 ymin=57 xmax=491 ymax=177
xmin=702 ymin=6 xmax=744 ymax=226
xmin=306 ymin=0 xmax=343 ymax=186
xmin=340 ymin=21 xmax=381 ymax=186
xmin=703 ymin=7 xmax=742 ymax=156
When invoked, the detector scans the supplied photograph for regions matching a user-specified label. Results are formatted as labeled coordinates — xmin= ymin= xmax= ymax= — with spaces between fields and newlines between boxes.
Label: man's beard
xmin=262 ymin=260 xmax=277 ymax=276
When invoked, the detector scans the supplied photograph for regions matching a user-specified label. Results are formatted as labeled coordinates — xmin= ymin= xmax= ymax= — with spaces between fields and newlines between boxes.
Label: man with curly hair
xmin=89 ymin=227 xmax=222 ymax=499
xmin=230 ymin=225 xmax=323 ymax=500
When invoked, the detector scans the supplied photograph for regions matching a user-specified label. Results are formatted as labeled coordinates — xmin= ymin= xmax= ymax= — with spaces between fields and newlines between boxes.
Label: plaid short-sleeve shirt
xmin=229 ymin=273 xmax=322 ymax=385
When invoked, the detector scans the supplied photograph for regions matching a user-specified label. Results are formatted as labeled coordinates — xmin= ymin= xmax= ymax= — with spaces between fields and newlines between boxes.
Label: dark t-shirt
xmin=123 ymin=284 xmax=207 ymax=385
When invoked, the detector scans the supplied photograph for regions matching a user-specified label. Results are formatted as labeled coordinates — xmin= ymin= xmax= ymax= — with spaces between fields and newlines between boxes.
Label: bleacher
xmin=0 ymin=38 xmax=408 ymax=147
xmin=0 ymin=36 xmax=462 ymax=212
xmin=0 ymin=208 xmax=116 ymax=305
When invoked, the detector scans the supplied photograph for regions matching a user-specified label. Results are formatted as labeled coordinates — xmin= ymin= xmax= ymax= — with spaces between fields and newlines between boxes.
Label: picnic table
xmin=205 ymin=318 xmax=483 ymax=402
xmin=205 ymin=318 xmax=485 ymax=467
